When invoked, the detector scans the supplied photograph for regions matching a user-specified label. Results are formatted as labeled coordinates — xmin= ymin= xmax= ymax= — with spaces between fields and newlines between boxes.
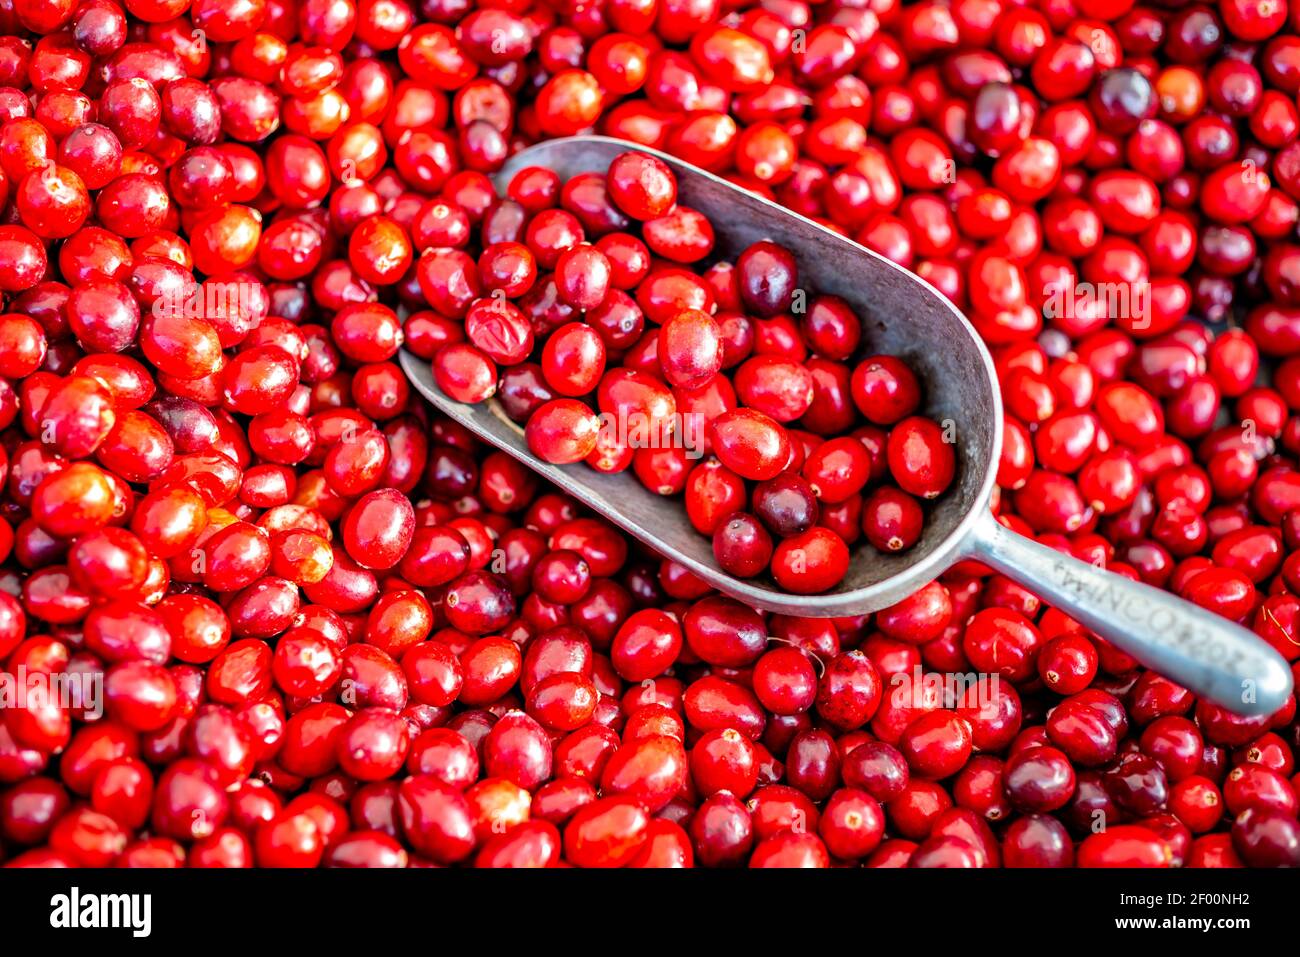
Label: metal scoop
xmin=401 ymin=134 xmax=1293 ymax=717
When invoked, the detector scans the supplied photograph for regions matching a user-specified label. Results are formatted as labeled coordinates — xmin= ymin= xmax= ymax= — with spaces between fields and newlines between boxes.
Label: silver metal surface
xmin=966 ymin=513 xmax=1292 ymax=715
xmin=400 ymin=134 xmax=1293 ymax=715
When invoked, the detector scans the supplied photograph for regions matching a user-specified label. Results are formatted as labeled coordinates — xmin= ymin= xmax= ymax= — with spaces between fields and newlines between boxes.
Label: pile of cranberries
xmin=0 ymin=0 xmax=1299 ymax=870
xmin=422 ymin=149 xmax=955 ymax=594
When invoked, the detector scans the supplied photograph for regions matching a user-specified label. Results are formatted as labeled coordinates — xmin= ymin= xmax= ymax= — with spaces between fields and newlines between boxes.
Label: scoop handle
xmin=965 ymin=512 xmax=1293 ymax=716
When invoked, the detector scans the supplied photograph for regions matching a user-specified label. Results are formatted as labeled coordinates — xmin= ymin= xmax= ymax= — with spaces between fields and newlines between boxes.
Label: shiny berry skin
xmin=1004 ymin=747 xmax=1077 ymax=813
xmin=542 ymin=322 xmax=607 ymax=395
xmin=342 ymin=488 xmax=415 ymax=571
xmin=887 ymin=417 xmax=956 ymax=499
xmin=753 ymin=648 xmax=818 ymax=716
xmin=659 ymin=308 xmax=722 ymax=389
xmin=1077 ymin=826 xmax=1174 ymax=868
xmin=564 ymin=796 xmax=649 ymax=867
xmin=862 ymin=488 xmax=925 ymax=553
xmin=397 ymin=775 xmax=475 ymax=864
xmin=691 ymin=728 xmax=759 ymax=798
xmin=611 ymin=609 xmax=682 ymax=683
xmin=853 ymin=357 xmax=923 ymax=425
xmin=1232 ymin=808 xmax=1300 ymax=867
xmin=816 ymin=651 xmax=883 ymax=730
xmin=901 ymin=711 xmax=974 ymax=780
xmin=753 ymin=475 xmax=819 ymax=538
xmin=535 ymin=70 xmax=604 ymax=138
xmin=708 ymin=409 xmax=791 ymax=481
xmin=712 ymin=513 xmax=773 ymax=579
xmin=772 ymin=528 xmax=851 ymax=594
xmin=525 ymin=399 xmax=601 ymax=465
xmin=736 ymin=241 xmax=798 ymax=317
xmin=607 ymin=151 xmax=677 ymax=220
xmin=1037 ymin=634 xmax=1099 ymax=695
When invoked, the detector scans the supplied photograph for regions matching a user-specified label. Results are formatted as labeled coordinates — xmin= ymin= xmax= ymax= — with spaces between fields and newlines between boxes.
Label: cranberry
xmin=887 ymin=417 xmax=956 ymax=499
xmin=542 ymin=322 xmax=606 ymax=395
xmin=525 ymin=400 xmax=601 ymax=464
xmin=1232 ymin=807 xmax=1300 ymax=866
xmin=772 ymin=528 xmax=851 ymax=594
xmin=1077 ymin=825 xmax=1174 ymax=867
xmin=607 ymin=152 xmax=677 ymax=220
xmin=397 ymin=775 xmax=475 ymax=864
xmin=901 ymin=711 xmax=974 ymax=780
xmin=852 ymin=356 xmax=922 ymax=425
xmin=0 ymin=0 xmax=1293 ymax=874
xmin=1038 ymin=634 xmax=1099 ymax=695
xmin=711 ymin=513 xmax=772 ymax=578
xmin=1005 ymin=746 xmax=1077 ymax=813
